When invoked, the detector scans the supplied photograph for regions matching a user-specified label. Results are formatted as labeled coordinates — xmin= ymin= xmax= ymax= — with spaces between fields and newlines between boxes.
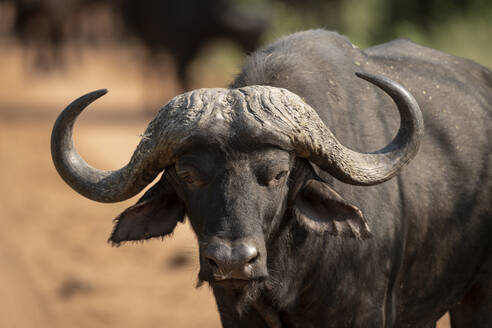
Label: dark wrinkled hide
xmin=87 ymin=30 xmax=489 ymax=327
xmin=225 ymin=30 xmax=492 ymax=327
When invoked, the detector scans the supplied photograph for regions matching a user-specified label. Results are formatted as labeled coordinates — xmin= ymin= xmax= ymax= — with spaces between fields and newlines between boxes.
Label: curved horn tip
xmin=355 ymin=71 xmax=393 ymax=86
xmin=75 ymin=88 xmax=108 ymax=104
xmin=57 ymin=89 xmax=109 ymax=119
xmin=62 ymin=89 xmax=109 ymax=113
xmin=354 ymin=71 xmax=373 ymax=80
xmin=354 ymin=72 xmax=413 ymax=97
xmin=84 ymin=88 xmax=109 ymax=101
xmin=94 ymin=88 xmax=108 ymax=96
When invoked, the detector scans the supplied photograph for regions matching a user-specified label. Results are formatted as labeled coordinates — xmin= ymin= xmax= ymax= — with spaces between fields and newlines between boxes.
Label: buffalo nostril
xmin=248 ymin=254 xmax=258 ymax=264
xmin=238 ymin=244 xmax=259 ymax=265
xmin=208 ymin=258 xmax=218 ymax=268
xmin=204 ymin=242 xmax=260 ymax=280
xmin=204 ymin=243 xmax=230 ymax=270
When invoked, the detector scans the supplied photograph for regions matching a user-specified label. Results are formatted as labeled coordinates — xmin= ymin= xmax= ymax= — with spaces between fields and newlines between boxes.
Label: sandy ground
xmin=0 ymin=116 xmax=451 ymax=328
xmin=0 ymin=43 xmax=450 ymax=327
xmin=0 ymin=118 xmax=223 ymax=327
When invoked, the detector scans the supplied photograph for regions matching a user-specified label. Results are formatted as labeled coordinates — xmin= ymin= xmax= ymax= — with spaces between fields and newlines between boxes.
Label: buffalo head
xmin=51 ymin=73 xmax=423 ymax=289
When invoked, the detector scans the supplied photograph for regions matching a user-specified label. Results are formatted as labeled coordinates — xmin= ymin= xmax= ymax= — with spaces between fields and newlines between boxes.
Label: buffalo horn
xmin=51 ymin=90 xmax=166 ymax=202
xmin=286 ymin=72 xmax=424 ymax=185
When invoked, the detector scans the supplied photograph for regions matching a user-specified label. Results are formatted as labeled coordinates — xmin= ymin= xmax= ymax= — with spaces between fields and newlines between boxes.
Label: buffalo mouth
xmin=211 ymin=278 xmax=251 ymax=288
xmin=199 ymin=272 xmax=268 ymax=289
xmin=209 ymin=278 xmax=269 ymax=294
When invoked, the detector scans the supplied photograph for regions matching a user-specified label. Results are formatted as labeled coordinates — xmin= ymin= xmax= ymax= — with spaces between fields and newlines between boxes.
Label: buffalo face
xmin=174 ymin=145 xmax=293 ymax=285
xmin=109 ymin=140 xmax=296 ymax=286
xmin=51 ymin=75 xmax=422 ymax=293
xmin=109 ymin=144 xmax=372 ymax=289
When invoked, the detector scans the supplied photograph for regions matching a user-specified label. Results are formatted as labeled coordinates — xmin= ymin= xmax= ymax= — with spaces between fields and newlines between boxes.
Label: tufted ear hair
xmin=293 ymin=179 xmax=372 ymax=239
xmin=109 ymin=173 xmax=185 ymax=246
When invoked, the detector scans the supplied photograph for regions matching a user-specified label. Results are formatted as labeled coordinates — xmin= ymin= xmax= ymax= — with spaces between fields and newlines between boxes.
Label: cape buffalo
xmin=51 ymin=29 xmax=492 ymax=327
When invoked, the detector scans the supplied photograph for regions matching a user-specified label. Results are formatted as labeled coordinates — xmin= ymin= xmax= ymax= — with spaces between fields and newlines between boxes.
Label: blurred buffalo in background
xmin=0 ymin=0 xmax=107 ymax=69
xmin=1 ymin=0 xmax=484 ymax=92
xmin=117 ymin=0 xmax=267 ymax=91
xmin=0 ymin=0 xmax=267 ymax=91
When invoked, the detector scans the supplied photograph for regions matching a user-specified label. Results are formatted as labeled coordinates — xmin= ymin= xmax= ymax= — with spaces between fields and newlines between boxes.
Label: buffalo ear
xmin=294 ymin=179 xmax=371 ymax=239
xmin=109 ymin=175 xmax=185 ymax=246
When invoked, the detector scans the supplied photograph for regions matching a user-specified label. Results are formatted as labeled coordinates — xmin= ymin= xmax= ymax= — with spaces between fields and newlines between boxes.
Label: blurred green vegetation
xmin=235 ymin=0 xmax=492 ymax=69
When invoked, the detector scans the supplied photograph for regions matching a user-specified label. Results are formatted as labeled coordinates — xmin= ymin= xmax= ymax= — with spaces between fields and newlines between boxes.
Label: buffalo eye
xmin=175 ymin=164 xmax=202 ymax=186
xmin=273 ymin=170 xmax=288 ymax=182
xmin=260 ymin=168 xmax=289 ymax=187
xmin=175 ymin=152 xmax=215 ymax=188
xmin=179 ymin=171 xmax=195 ymax=184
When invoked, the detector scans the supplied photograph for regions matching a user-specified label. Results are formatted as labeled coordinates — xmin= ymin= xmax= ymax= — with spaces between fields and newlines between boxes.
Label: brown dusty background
xmin=0 ymin=42 xmax=451 ymax=327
